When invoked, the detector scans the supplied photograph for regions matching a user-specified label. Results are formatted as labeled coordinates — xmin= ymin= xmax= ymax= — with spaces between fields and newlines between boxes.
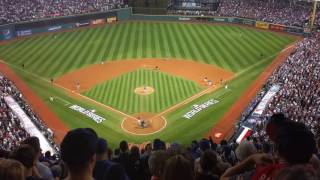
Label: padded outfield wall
xmin=0 ymin=8 xmax=131 ymax=41
xmin=0 ymin=7 xmax=309 ymax=42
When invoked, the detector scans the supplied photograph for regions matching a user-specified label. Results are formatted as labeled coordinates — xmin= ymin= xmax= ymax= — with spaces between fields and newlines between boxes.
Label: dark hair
xmin=119 ymin=140 xmax=128 ymax=153
xmin=0 ymin=159 xmax=24 ymax=180
xmin=21 ymin=136 xmax=41 ymax=154
xmin=200 ymin=150 xmax=220 ymax=174
xmin=96 ymin=138 xmax=108 ymax=154
xmin=11 ymin=144 xmax=36 ymax=169
xmin=275 ymin=121 xmax=317 ymax=165
xmin=130 ymin=146 xmax=140 ymax=162
xmin=148 ymin=150 xmax=169 ymax=177
xmin=266 ymin=113 xmax=288 ymax=141
xmin=60 ymin=128 xmax=98 ymax=171
xmin=45 ymin=151 xmax=51 ymax=158
xmin=162 ymin=155 xmax=194 ymax=180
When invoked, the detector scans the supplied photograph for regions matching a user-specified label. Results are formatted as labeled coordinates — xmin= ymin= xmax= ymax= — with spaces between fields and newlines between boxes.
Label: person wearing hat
xmin=60 ymin=128 xmax=98 ymax=180
xmin=93 ymin=138 xmax=129 ymax=180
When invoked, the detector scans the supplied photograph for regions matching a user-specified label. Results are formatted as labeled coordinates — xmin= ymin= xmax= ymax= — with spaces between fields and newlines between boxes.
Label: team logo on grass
xmin=183 ymin=99 xmax=219 ymax=119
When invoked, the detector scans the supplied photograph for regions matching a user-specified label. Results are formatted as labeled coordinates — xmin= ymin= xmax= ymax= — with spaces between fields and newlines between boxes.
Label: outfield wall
xmin=131 ymin=14 xmax=308 ymax=35
xmin=0 ymin=8 xmax=308 ymax=41
xmin=0 ymin=8 xmax=131 ymax=41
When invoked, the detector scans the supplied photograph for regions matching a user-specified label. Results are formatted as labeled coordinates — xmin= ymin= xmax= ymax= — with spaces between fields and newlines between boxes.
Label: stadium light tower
xmin=310 ymin=0 xmax=319 ymax=29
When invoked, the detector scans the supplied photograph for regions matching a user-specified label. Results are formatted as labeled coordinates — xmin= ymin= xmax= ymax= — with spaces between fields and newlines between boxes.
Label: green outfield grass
xmin=84 ymin=68 xmax=203 ymax=114
xmin=0 ymin=21 xmax=296 ymax=146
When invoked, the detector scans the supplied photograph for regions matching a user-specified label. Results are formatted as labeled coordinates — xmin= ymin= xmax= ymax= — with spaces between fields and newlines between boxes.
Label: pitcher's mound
xmin=121 ymin=113 xmax=167 ymax=135
xmin=134 ymin=86 xmax=154 ymax=95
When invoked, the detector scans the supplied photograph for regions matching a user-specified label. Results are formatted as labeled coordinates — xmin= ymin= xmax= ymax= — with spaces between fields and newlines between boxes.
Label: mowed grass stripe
xmin=82 ymin=27 xmax=105 ymax=65
xmin=0 ymin=22 xmax=294 ymax=78
xmin=110 ymin=23 xmax=127 ymax=60
xmin=35 ymin=32 xmax=82 ymax=76
xmin=192 ymin=25 xmax=218 ymax=64
xmin=210 ymin=27 xmax=238 ymax=71
xmin=178 ymin=24 xmax=198 ymax=60
xmin=184 ymin=24 xmax=209 ymax=63
xmin=215 ymin=27 xmax=245 ymax=71
xmin=222 ymin=26 xmax=256 ymax=66
xmin=10 ymin=36 xmax=56 ymax=67
xmin=83 ymin=69 xmax=203 ymax=113
xmin=105 ymin=25 xmax=122 ymax=61
xmin=57 ymin=29 xmax=95 ymax=75
xmin=61 ymin=29 xmax=97 ymax=73
xmin=44 ymin=31 xmax=83 ymax=77
xmin=163 ymin=23 xmax=178 ymax=58
xmin=200 ymin=25 xmax=225 ymax=68
xmin=4 ymin=36 xmax=47 ymax=63
xmin=170 ymin=24 xmax=187 ymax=58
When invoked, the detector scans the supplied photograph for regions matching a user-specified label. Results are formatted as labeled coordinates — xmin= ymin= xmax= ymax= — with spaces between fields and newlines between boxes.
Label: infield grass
xmin=83 ymin=68 xmax=203 ymax=114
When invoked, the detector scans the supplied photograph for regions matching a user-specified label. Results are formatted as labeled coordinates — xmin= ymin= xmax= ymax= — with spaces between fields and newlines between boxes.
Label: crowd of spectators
xmin=0 ymin=0 xmax=125 ymax=25
xmin=0 ymin=75 xmax=58 ymax=152
xmin=168 ymin=0 xmax=320 ymax=28
xmin=234 ymin=32 xmax=320 ymax=142
xmin=218 ymin=0 xmax=312 ymax=27
xmin=0 ymin=120 xmax=319 ymax=180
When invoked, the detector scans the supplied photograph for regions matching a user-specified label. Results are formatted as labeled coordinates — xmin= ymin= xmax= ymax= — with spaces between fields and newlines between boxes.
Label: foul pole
xmin=310 ymin=0 xmax=319 ymax=29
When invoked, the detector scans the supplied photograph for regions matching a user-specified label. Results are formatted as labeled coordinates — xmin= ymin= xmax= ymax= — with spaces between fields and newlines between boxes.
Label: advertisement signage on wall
xmin=1 ymin=29 xmax=14 ymax=40
xmin=48 ymin=25 xmax=62 ymax=31
xmin=213 ymin=17 xmax=227 ymax=22
xmin=16 ymin=29 xmax=32 ymax=36
xmin=285 ymin=26 xmax=304 ymax=34
xmin=91 ymin=19 xmax=105 ymax=25
xmin=241 ymin=19 xmax=256 ymax=26
xmin=269 ymin=24 xmax=285 ymax=31
xmin=107 ymin=17 xmax=117 ymax=23
xmin=75 ymin=22 xmax=90 ymax=27
xmin=178 ymin=17 xmax=191 ymax=21
xmin=255 ymin=21 xmax=270 ymax=29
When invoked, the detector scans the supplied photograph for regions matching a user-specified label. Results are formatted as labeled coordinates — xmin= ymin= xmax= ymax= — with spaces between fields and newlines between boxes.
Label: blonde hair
xmin=0 ymin=158 xmax=25 ymax=180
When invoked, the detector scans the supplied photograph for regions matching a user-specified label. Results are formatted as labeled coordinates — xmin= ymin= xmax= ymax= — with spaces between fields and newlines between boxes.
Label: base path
xmin=0 ymin=62 xmax=69 ymax=143
xmin=55 ymin=58 xmax=234 ymax=92
xmin=206 ymin=40 xmax=301 ymax=142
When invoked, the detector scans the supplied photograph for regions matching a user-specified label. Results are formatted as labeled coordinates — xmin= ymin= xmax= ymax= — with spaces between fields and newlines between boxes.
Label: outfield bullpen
xmin=0 ymin=21 xmax=296 ymax=147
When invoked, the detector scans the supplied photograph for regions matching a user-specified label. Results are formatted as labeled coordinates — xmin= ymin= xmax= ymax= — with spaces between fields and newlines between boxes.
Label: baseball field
xmin=0 ymin=21 xmax=296 ymax=147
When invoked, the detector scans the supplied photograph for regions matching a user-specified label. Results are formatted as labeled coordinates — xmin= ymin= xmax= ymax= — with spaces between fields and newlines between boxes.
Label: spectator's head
xmin=0 ymin=159 xmax=24 ymax=180
xmin=162 ymin=155 xmax=194 ymax=180
xmin=130 ymin=145 xmax=140 ymax=162
xmin=44 ymin=151 xmax=51 ymax=159
xmin=275 ymin=121 xmax=317 ymax=165
xmin=21 ymin=136 xmax=41 ymax=158
xmin=148 ymin=150 xmax=169 ymax=178
xmin=96 ymin=138 xmax=108 ymax=160
xmin=235 ymin=140 xmax=257 ymax=161
xmin=144 ymin=143 xmax=152 ymax=153
xmin=199 ymin=139 xmax=210 ymax=152
xmin=0 ymin=149 xmax=9 ymax=158
xmin=200 ymin=150 xmax=223 ymax=175
xmin=153 ymin=139 xmax=166 ymax=151
xmin=11 ymin=144 xmax=37 ymax=170
xmin=266 ymin=113 xmax=288 ymax=141
xmin=60 ymin=128 xmax=98 ymax=173
xmin=119 ymin=140 xmax=128 ymax=153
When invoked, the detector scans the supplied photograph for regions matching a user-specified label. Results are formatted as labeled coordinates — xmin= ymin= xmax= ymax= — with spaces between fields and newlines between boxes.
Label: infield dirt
xmin=55 ymin=58 xmax=234 ymax=92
